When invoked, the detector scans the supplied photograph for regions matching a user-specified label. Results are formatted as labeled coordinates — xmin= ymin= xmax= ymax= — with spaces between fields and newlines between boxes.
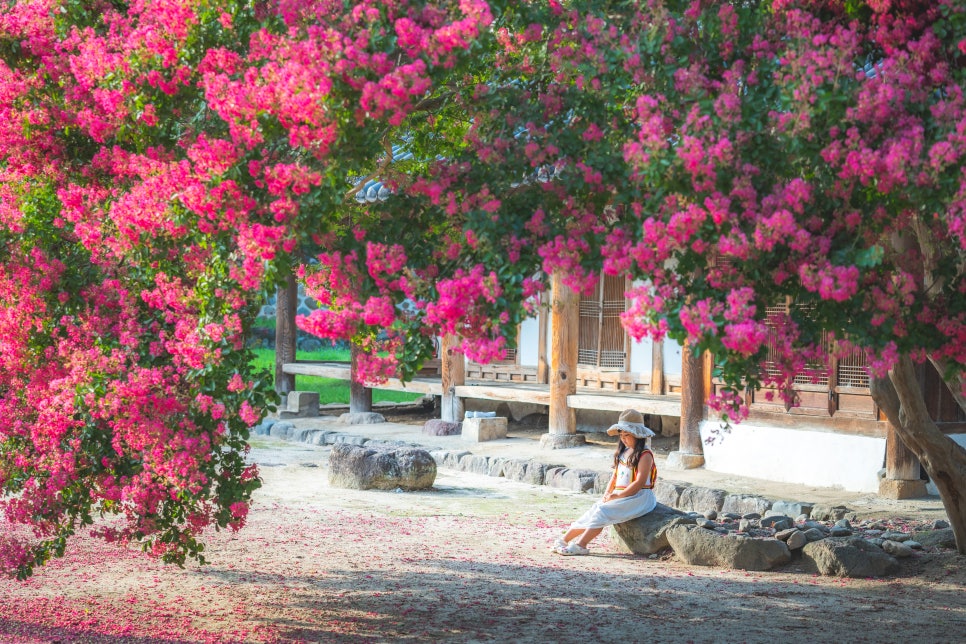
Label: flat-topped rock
xmin=328 ymin=443 xmax=436 ymax=491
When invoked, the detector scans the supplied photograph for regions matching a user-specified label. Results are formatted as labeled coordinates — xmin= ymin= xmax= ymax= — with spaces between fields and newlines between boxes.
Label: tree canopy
xmin=2 ymin=0 xmax=965 ymax=578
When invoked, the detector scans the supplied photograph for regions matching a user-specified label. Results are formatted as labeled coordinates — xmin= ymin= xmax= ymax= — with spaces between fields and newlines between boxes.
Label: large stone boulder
xmin=912 ymin=528 xmax=956 ymax=550
xmin=610 ymin=504 xmax=693 ymax=555
xmin=328 ymin=443 xmax=436 ymax=491
xmin=800 ymin=537 xmax=899 ymax=577
xmin=665 ymin=525 xmax=792 ymax=571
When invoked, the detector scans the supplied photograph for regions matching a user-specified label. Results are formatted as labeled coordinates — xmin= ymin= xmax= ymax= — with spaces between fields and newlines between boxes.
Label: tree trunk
xmin=870 ymin=355 xmax=966 ymax=554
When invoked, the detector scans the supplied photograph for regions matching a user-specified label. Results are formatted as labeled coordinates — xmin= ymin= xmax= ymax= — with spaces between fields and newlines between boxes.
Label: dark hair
xmin=613 ymin=434 xmax=649 ymax=469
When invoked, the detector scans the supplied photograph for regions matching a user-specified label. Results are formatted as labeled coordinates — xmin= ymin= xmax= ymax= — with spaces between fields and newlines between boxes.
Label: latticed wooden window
xmin=578 ymin=274 xmax=627 ymax=370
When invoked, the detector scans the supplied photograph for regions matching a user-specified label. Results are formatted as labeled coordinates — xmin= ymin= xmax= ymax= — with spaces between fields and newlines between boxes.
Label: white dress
xmin=569 ymin=450 xmax=657 ymax=530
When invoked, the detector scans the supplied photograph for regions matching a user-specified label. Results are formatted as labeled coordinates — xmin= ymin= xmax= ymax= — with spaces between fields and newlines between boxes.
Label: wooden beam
xmin=274 ymin=271 xmax=298 ymax=395
xmin=679 ymin=338 xmax=705 ymax=455
xmin=349 ymin=344 xmax=372 ymax=413
xmin=549 ymin=273 xmax=578 ymax=435
xmin=650 ymin=339 xmax=665 ymax=395
xmin=440 ymin=334 xmax=465 ymax=423
xmin=454 ymin=384 xmax=552 ymax=405
xmin=568 ymin=394 xmax=681 ymax=416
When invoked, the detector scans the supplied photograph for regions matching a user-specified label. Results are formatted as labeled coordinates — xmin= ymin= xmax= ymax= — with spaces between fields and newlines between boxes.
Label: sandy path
xmin=0 ymin=436 xmax=963 ymax=643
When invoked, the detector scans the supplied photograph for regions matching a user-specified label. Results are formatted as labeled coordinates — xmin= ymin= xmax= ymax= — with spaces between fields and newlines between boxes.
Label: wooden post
xmin=879 ymin=422 xmax=926 ymax=498
xmin=667 ymin=338 xmax=705 ymax=469
xmin=440 ymin=334 xmax=465 ymax=423
xmin=541 ymin=273 xmax=584 ymax=448
xmin=537 ymin=291 xmax=550 ymax=384
xmin=650 ymin=339 xmax=665 ymax=395
xmin=274 ymin=270 xmax=297 ymax=396
xmin=349 ymin=344 xmax=373 ymax=413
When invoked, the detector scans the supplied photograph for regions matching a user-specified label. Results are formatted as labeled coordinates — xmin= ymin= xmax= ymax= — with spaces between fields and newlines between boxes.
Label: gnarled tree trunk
xmin=870 ymin=355 xmax=966 ymax=554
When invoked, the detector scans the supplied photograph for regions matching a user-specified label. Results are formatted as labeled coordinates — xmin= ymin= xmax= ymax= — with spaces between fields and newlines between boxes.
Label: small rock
xmin=742 ymin=512 xmax=762 ymax=520
xmin=931 ymin=519 xmax=950 ymax=530
xmin=786 ymin=530 xmax=807 ymax=550
xmin=697 ymin=518 xmax=717 ymax=530
xmin=905 ymin=540 xmax=923 ymax=550
xmin=802 ymin=521 xmax=827 ymax=531
xmin=775 ymin=528 xmax=798 ymax=541
xmin=422 ymin=419 xmax=462 ymax=436
xmin=881 ymin=531 xmax=910 ymax=542
xmin=721 ymin=513 xmax=742 ymax=521
xmin=739 ymin=519 xmax=753 ymax=533
xmin=830 ymin=526 xmax=853 ymax=537
xmin=868 ymin=538 xmax=885 ymax=547
xmin=704 ymin=510 xmax=718 ymax=520
xmin=761 ymin=515 xmax=795 ymax=531
xmin=803 ymin=528 xmax=826 ymax=542
xmin=795 ymin=514 xmax=810 ymax=524
xmin=834 ymin=519 xmax=853 ymax=530
xmin=881 ymin=540 xmax=914 ymax=558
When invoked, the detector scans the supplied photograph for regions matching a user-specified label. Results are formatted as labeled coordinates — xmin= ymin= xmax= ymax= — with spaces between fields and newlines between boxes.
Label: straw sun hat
xmin=606 ymin=409 xmax=656 ymax=439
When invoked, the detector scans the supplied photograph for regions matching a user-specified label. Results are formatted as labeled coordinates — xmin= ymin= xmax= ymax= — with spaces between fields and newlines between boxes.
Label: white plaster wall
xmin=663 ymin=340 xmax=683 ymax=376
xmin=629 ymin=336 xmax=652 ymax=375
xmin=699 ymin=421 xmax=886 ymax=493
xmin=518 ymin=317 xmax=540 ymax=368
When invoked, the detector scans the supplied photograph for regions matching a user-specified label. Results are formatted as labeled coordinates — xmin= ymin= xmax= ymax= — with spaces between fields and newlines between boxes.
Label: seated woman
xmin=552 ymin=409 xmax=657 ymax=556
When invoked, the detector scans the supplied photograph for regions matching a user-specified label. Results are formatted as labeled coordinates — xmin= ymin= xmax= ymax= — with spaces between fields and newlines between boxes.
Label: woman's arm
xmin=608 ymin=451 xmax=654 ymax=499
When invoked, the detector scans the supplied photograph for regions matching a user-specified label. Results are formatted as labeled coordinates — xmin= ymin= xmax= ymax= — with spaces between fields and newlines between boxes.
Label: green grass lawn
xmin=249 ymin=347 xmax=425 ymax=405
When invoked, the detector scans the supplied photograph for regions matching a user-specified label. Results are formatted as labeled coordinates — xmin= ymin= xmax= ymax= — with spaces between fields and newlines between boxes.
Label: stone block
xmin=462 ymin=416 xmax=507 ymax=442
xmin=721 ymin=494 xmax=773 ymax=516
xmin=338 ymin=411 xmax=386 ymax=425
xmin=545 ymin=467 xmax=598 ymax=493
xmin=654 ymin=480 xmax=690 ymax=508
xmin=423 ymin=419 xmax=462 ymax=436
xmin=278 ymin=391 xmax=320 ymax=419
xmin=539 ymin=432 xmax=586 ymax=449
xmin=878 ymin=478 xmax=928 ymax=500
xmin=769 ymin=501 xmax=814 ymax=518
xmin=677 ymin=486 xmax=728 ymax=513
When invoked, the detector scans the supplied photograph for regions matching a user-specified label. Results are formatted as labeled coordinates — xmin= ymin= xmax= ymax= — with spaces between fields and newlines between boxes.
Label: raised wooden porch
xmin=281 ymin=360 xmax=683 ymax=417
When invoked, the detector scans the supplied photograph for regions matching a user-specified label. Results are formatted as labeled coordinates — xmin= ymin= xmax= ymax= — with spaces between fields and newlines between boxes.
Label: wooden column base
xmin=540 ymin=433 xmax=587 ymax=449
xmin=878 ymin=478 xmax=928 ymax=500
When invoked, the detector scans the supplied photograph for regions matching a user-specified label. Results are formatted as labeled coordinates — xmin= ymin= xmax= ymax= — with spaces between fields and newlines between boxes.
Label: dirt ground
xmin=1 ymin=429 xmax=964 ymax=643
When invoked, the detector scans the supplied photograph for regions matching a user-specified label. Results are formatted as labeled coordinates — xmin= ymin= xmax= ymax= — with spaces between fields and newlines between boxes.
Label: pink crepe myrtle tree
xmin=0 ymin=0 xmax=509 ymax=578
xmin=320 ymin=0 xmax=966 ymax=552
xmin=2 ymin=0 xmax=966 ymax=581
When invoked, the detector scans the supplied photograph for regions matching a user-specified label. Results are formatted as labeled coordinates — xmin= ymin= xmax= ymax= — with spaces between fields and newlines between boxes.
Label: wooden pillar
xmin=879 ymin=422 xmax=926 ymax=498
xmin=668 ymin=338 xmax=705 ymax=469
xmin=440 ymin=334 xmax=465 ymax=423
xmin=650 ymin=339 xmax=665 ymax=395
xmin=349 ymin=344 xmax=373 ymax=413
xmin=537 ymin=291 xmax=550 ymax=384
xmin=274 ymin=270 xmax=297 ymax=395
xmin=541 ymin=272 xmax=585 ymax=448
